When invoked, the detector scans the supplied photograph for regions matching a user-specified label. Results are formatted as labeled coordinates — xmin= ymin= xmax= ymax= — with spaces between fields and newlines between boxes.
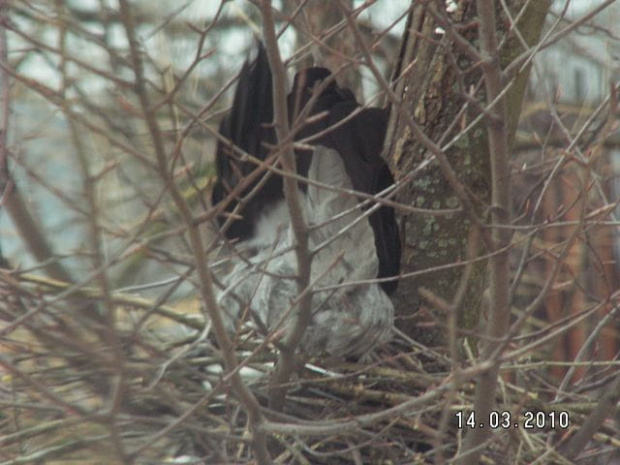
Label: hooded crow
xmin=211 ymin=44 xmax=400 ymax=357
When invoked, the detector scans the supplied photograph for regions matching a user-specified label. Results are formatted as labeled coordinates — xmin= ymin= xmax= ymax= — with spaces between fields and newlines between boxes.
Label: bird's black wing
xmin=369 ymin=162 xmax=401 ymax=294
xmin=211 ymin=44 xmax=278 ymax=242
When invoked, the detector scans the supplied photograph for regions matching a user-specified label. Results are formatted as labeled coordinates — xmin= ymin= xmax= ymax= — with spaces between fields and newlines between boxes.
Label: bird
xmin=211 ymin=43 xmax=401 ymax=358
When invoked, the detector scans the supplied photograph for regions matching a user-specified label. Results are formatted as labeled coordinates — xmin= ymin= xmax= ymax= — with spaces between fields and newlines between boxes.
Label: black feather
xmin=211 ymin=43 xmax=400 ymax=293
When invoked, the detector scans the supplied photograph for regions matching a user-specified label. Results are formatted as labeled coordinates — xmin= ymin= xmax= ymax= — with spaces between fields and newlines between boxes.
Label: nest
xmin=1 ymin=272 xmax=619 ymax=464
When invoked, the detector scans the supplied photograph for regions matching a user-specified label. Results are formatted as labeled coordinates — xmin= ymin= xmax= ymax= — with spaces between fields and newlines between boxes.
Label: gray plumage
xmin=217 ymin=146 xmax=394 ymax=357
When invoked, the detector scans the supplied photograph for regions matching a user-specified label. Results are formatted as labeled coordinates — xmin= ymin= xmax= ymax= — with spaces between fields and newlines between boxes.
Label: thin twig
xmin=257 ymin=0 xmax=315 ymax=410
xmin=117 ymin=1 xmax=271 ymax=462
xmin=458 ymin=1 xmax=511 ymax=463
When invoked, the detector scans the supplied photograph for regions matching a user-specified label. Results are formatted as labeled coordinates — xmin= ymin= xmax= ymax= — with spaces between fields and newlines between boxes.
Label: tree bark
xmin=387 ymin=1 xmax=551 ymax=348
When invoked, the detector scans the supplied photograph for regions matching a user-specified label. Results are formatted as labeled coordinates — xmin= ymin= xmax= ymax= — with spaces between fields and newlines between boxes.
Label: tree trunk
xmin=387 ymin=1 xmax=551 ymax=347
